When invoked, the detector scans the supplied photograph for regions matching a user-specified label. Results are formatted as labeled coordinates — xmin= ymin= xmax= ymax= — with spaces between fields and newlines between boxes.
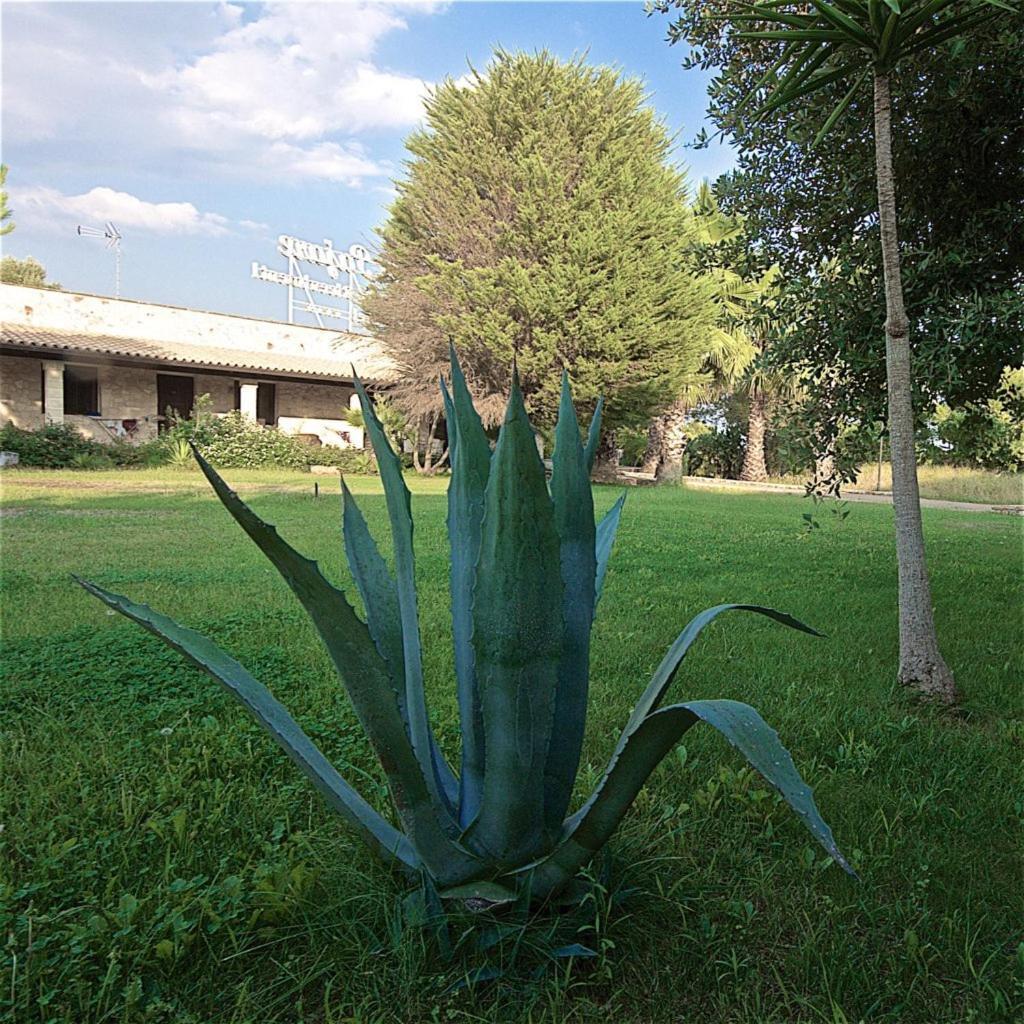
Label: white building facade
xmin=0 ymin=285 xmax=394 ymax=448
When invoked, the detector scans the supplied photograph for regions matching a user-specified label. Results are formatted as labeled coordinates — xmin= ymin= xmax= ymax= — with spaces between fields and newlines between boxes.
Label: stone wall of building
xmin=64 ymin=363 xmax=159 ymax=441
xmin=0 ymin=353 xmax=365 ymax=448
xmin=1 ymin=356 xmax=163 ymax=441
xmin=276 ymin=381 xmax=361 ymax=447
xmin=193 ymin=374 xmax=235 ymax=414
xmin=277 ymin=380 xmax=353 ymax=419
xmin=0 ymin=354 xmax=43 ymax=429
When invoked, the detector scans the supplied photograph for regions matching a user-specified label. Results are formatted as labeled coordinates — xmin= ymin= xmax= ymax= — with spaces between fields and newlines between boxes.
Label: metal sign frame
xmin=251 ymin=236 xmax=374 ymax=330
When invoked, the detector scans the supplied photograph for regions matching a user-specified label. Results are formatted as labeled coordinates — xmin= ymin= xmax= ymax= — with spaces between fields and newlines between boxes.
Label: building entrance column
xmin=42 ymin=361 xmax=65 ymax=424
xmin=238 ymin=382 xmax=259 ymax=421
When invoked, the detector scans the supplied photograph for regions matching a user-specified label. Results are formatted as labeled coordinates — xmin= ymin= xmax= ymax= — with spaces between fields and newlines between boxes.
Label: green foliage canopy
xmin=1 ymin=255 xmax=61 ymax=290
xmin=364 ymin=50 xmax=717 ymax=433
xmin=651 ymin=5 xmax=1023 ymax=434
xmin=0 ymin=164 xmax=13 ymax=237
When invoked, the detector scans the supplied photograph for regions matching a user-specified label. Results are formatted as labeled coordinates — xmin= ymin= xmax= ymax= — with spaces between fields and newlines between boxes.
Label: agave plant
xmin=78 ymin=350 xmax=853 ymax=902
xmin=166 ymin=437 xmax=194 ymax=469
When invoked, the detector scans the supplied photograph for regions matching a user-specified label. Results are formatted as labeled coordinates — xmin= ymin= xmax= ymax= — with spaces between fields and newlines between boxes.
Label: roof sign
xmin=250 ymin=236 xmax=375 ymax=331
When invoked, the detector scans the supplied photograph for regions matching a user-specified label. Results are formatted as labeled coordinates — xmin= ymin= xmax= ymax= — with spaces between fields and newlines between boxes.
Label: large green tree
xmin=653 ymin=9 xmax=1023 ymax=442
xmin=655 ymin=0 xmax=1020 ymax=704
xmin=363 ymin=50 xmax=716 ymax=434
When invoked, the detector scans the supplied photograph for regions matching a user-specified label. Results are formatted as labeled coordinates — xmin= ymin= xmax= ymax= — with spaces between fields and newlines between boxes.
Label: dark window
xmin=257 ymin=382 xmax=276 ymax=425
xmin=64 ymin=365 xmax=99 ymax=415
xmin=157 ymin=373 xmax=195 ymax=431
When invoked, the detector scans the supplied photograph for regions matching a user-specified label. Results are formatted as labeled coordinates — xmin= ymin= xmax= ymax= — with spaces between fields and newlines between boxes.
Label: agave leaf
xmin=444 ymin=347 xmax=493 ymax=827
xmin=621 ymin=604 xmax=822 ymax=739
xmin=470 ymin=369 xmax=563 ymax=865
xmin=440 ymin=376 xmax=457 ymax=464
xmin=583 ymin=396 xmax=604 ymax=474
xmin=550 ymin=944 xmax=597 ymax=959
xmin=544 ymin=371 xmax=598 ymax=830
xmin=438 ymin=880 xmax=518 ymax=907
xmin=341 ymin=479 xmax=407 ymax=722
xmin=679 ymin=699 xmax=853 ymax=876
xmin=523 ymin=605 xmax=824 ymax=891
xmin=595 ymin=494 xmax=626 ymax=611
xmin=351 ymin=375 xmax=458 ymax=818
xmin=187 ymin=448 xmax=476 ymax=881
xmin=75 ymin=577 xmax=419 ymax=872
xmin=527 ymin=699 xmax=854 ymax=896
xmin=342 ymin=476 xmax=469 ymax=798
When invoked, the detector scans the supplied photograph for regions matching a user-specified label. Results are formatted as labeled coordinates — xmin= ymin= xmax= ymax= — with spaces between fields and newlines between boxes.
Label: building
xmin=0 ymin=284 xmax=394 ymax=447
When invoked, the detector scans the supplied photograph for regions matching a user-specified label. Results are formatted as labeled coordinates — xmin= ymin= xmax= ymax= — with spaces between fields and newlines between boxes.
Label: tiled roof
xmin=0 ymin=323 xmax=389 ymax=381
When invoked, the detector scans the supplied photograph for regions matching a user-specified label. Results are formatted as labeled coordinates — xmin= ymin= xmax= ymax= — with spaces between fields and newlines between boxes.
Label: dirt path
xmin=619 ymin=472 xmax=1023 ymax=515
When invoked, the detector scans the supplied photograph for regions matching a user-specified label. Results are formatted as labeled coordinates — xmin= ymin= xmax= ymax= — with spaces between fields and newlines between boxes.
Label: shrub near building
xmin=158 ymin=411 xmax=376 ymax=473
xmin=0 ymin=423 xmax=151 ymax=469
xmin=1 ymin=412 xmax=375 ymax=473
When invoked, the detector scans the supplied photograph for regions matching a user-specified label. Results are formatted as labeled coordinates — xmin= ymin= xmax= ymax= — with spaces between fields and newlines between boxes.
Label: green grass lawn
xmin=2 ymin=468 xmax=1022 ymax=1024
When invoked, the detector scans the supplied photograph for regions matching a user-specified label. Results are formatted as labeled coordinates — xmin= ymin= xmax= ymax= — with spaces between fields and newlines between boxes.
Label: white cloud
xmin=140 ymin=1 xmax=437 ymax=181
xmin=155 ymin=3 xmax=431 ymax=141
xmin=261 ymin=141 xmax=388 ymax=185
xmin=10 ymin=186 xmax=237 ymax=237
xmin=3 ymin=2 xmax=443 ymax=186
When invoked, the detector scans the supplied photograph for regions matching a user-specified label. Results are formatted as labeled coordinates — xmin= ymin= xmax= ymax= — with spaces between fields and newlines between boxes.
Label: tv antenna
xmin=77 ymin=222 xmax=122 ymax=297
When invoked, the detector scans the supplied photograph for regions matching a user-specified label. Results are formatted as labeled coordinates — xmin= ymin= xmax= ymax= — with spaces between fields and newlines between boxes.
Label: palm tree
xmin=728 ymin=0 xmax=1014 ymax=703
xmin=642 ymin=327 xmax=757 ymax=479
xmin=643 ymin=183 xmax=761 ymax=479
xmin=717 ymin=264 xmax=805 ymax=483
xmin=737 ymin=334 xmax=801 ymax=482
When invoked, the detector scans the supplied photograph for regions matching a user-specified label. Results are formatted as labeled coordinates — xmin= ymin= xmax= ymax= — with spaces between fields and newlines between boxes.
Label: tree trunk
xmin=594 ymin=431 xmax=620 ymax=471
xmin=641 ymin=416 xmax=665 ymax=475
xmin=423 ymin=411 xmax=438 ymax=474
xmin=740 ymin=392 xmax=769 ymax=482
xmin=412 ymin=419 xmax=425 ymax=474
xmin=873 ymin=71 xmax=957 ymax=703
xmin=412 ymin=411 xmax=442 ymax=475
xmin=656 ymin=400 xmax=688 ymax=483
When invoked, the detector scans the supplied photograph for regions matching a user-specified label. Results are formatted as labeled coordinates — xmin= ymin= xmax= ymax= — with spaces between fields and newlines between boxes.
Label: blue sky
xmin=2 ymin=1 xmax=735 ymax=323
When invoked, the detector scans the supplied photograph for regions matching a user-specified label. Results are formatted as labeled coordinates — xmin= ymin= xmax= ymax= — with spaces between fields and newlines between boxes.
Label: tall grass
xmin=770 ymin=462 xmax=1023 ymax=505
xmin=852 ymin=462 xmax=1023 ymax=504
